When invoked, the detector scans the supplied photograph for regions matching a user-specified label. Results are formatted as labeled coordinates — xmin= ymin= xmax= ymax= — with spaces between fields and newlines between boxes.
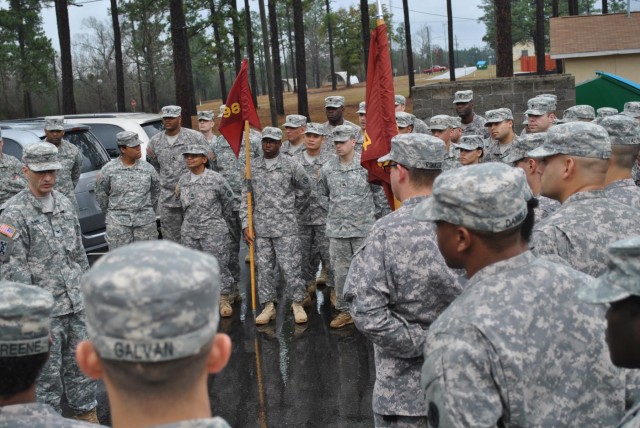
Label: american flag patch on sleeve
xmin=0 ymin=224 xmax=16 ymax=238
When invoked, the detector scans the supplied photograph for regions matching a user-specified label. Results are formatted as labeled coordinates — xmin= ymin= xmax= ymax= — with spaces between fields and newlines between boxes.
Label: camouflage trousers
xmin=228 ymin=211 xmax=242 ymax=283
xmin=329 ymin=237 xmax=365 ymax=312
xmin=182 ymin=230 xmax=235 ymax=295
xmin=373 ymin=413 xmax=428 ymax=428
xmin=159 ymin=205 xmax=183 ymax=243
xmin=299 ymin=224 xmax=333 ymax=288
xmin=106 ymin=220 xmax=158 ymax=250
xmin=254 ymin=235 xmax=306 ymax=305
xmin=36 ymin=311 xmax=97 ymax=414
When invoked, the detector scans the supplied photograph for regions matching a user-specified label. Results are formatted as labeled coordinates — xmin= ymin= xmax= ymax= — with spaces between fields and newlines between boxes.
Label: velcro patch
xmin=0 ymin=235 xmax=11 ymax=261
xmin=0 ymin=224 xmax=16 ymax=239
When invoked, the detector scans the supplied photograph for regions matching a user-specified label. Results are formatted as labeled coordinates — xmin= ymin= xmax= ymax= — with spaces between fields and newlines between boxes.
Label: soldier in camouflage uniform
xmin=396 ymin=112 xmax=415 ymax=134
xmin=482 ymin=108 xmax=516 ymax=163
xmin=449 ymin=117 xmax=461 ymax=145
xmin=354 ymin=101 xmax=366 ymax=153
xmin=622 ymin=101 xmax=640 ymax=123
xmin=597 ymin=115 xmax=640 ymax=210
xmin=454 ymin=135 xmax=484 ymax=166
xmin=525 ymin=96 xmax=556 ymax=133
xmin=0 ymin=281 xmax=94 ymax=427
xmin=76 ymin=241 xmax=232 ymax=428
xmin=597 ymin=106 xmax=619 ymax=118
xmin=282 ymin=114 xmax=307 ymax=157
xmin=559 ymin=104 xmax=596 ymax=123
xmin=415 ymin=163 xmax=636 ymax=427
xmin=503 ymin=132 xmax=560 ymax=222
xmin=395 ymin=95 xmax=430 ymax=134
xmin=318 ymin=125 xmax=390 ymax=329
xmin=197 ymin=110 xmax=216 ymax=144
xmin=0 ymin=143 xmax=97 ymax=422
xmin=95 ymin=131 xmax=160 ymax=250
xmin=43 ymin=117 xmax=83 ymax=212
xmin=0 ymin=129 xmax=27 ymax=206
xmin=578 ymin=236 xmax=640 ymax=428
xmin=294 ymin=123 xmax=335 ymax=298
xmin=176 ymin=145 xmax=236 ymax=318
xmin=323 ymin=96 xmax=360 ymax=147
xmin=529 ymin=122 xmax=640 ymax=277
xmin=344 ymin=134 xmax=462 ymax=427
xmin=452 ymin=90 xmax=487 ymax=138
xmin=146 ymin=105 xmax=211 ymax=243
xmin=241 ymin=127 xmax=313 ymax=325
xmin=429 ymin=115 xmax=459 ymax=170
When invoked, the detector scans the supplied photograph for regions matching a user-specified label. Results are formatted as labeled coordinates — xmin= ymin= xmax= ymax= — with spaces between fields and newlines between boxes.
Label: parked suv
xmin=0 ymin=121 xmax=110 ymax=253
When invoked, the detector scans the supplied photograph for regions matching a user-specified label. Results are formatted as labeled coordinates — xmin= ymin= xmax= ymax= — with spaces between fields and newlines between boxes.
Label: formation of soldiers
xmin=1 ymin=90 xmax=640 ymax=427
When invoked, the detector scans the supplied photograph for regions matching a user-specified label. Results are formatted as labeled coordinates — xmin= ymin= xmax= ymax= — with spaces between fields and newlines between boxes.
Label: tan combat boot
xmin=330 ymin=288 xmax=337 ymax=308
xmin=74 ymin=408 xmax=99 ymax=424
xmin=219 ymin=294 xmax=233 ymax=318
xmin=330 ymin=312 xmax=354 ymax=329
xmin=255 ymin=302 xmax=276 ymax=325
xmin=292 ymin=302 xmax=308 ymax=324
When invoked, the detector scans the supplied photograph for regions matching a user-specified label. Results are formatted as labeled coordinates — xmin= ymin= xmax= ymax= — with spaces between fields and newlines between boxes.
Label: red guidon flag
xmin=218 ymin=59 xmax=262 ymax=158
xmin=361 ymin=22 xmax=397 ymax=209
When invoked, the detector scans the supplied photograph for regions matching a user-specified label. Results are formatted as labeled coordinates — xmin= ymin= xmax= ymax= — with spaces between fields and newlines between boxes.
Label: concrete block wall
xmin=412 ymin=74 xmax=575 ymax=133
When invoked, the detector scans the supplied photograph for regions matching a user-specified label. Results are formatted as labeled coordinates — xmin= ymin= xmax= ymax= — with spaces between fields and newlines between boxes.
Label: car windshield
xmin=63 ymin=130 xmax=110 ymax=173
xmin=142 ymin=121 xmax=163 ymax=139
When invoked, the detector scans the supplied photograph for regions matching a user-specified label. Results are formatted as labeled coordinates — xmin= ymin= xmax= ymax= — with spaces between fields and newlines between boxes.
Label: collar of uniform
xmin=27 ymin=190 xmax=64 ymax=215
xmin=467 ymin=250 xmax=536 ymax=285
xmin=117 ymin=157 xmax=140 ymax=169
xmin=403 ymin=195 xmax=429 ymax=208
xmin=562 ymin=189 xmax=607 ymax=205
xmin=604 ymin=178 xmax=636 ymax=191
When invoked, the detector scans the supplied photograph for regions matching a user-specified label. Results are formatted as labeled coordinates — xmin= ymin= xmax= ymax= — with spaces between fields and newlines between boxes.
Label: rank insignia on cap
xmin=0 ymin=224 xmax=16 ymax=239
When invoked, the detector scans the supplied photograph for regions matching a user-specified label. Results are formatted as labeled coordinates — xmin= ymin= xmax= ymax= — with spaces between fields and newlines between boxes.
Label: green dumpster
xmin=576 ymin=72 xmax=640 ymax=111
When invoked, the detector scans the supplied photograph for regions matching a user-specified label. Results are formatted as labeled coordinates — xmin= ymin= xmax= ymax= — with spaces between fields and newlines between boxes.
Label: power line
xmin=388 ymin=4 xmax=479 ymax=21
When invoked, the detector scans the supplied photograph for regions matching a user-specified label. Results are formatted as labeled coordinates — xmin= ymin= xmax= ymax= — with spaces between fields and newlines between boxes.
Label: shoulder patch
xmin=0 ymin=224 xmax=16 ymax=239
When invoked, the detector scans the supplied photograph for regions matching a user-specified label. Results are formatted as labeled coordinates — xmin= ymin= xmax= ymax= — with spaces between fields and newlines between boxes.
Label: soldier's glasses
xmin=378 ymin=160 xmax=399 ymax=173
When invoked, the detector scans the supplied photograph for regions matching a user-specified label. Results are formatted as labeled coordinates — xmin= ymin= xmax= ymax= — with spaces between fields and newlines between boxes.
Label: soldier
xmin=43 ymin=116 xmax=83 ymax=211
xmin=176 ymin=145 xmax=236 ymax=318
xmin=197 ymin=110 xmax=216 ymax=144
xmin=529 ymin=122 xmax=640 ymax=277
xmin=295 ymin=123 xmax=335 ymax=298
xmin=452 ymin=90 xmax=487 ymax=137
xmin=95 ymin=131 xmax=160 ymax=250
xmin=76 ymin=241 xmax=232 ymax=428
xmin=525 ymin=96 xmax=556 ymax=133
xmin=578 ymin=236 xmax=640 ymax=428
xmin=282 ymin=114 xmax=307 ymax=157
xmin=395 ymin=95 xmax=429 ymax=134
xmin=396 ymin=112 xmax=415 ymax=134
xmin=318 ymin=125 xmax=390 ymax=328
xmin=559 ymin=104 xmax=596 ymax=123
xmin=146 ymin=105 xmax=211 ymax=243
xmin=415 ymin=163 xmax=635 ymax=427
xmin=344 ymin=134 xmax=462 ymax=427
xmin=241 ymin=127 xmax=313 ymax=325
xmin=0 ymin=143 xmax=97 ymax=422
xmin=0 ymin=282 xmax=93 ymax=427
xmin=450 ymin=117 xmax=462 ymax=145
xmin=597 ymin=115 xmax=640 ymax=209
xmin=482 ymin=108 xmax=516 ymax=163
xmin=454 ymin=135 xmax=484 ymax=166
xmin=429 ymin=115 xmax=459 ymax=170
xmin=597 ymin=107 xmax=619 ymax=118
xmin=622 ymin=101 xmax=640 ymax=123
xmin=0 ymin=129 xmax=27 ymax=206
xmin=355 ymin=101 xmax=366 ymax=153
xmin=503 ymin=132 xmax=560 ymax=222
xmin=322 ymin=96 xmax=359 ymax=145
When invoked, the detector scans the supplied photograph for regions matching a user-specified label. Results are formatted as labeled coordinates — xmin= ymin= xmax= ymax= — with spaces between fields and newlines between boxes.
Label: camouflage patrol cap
xmin=218 ymin=104 xmax=226 ymax=118
xmin=503 ymin=133 xmax=547 ymax=164
xmin=525 ymin=96 xmax=556 ymax=116
xmin=593 ymin=114 xmax=640 ymax=146
xmin=378 ymin=134 xmax=444 ymax=170
xmin=197 ymin=110 xmax=214 ymax=121
xmin=429 ymin=115 xmax=456 ymax=130
xmin=357 ymin=102 xmax=366 ymax=114
xmin=332 ymin=125 xmax=356 ymax=142
xmin=396 ymin=112 xmax=415 ymax=128
xmin=597 ymin=107 xmax=619 ymax=118
xmin=182 ymin=145 xmax=208 ymax=156
xmin=578 ymin=236 xmax=640 ymax=304
xmin=454 ymin=135 xmax=484 ymax=151
xmin=82 ymin=241 xmax=221 ymax=363
xmin=527 ymin=122 xmax=611 ymax=159
xmin=559 ymin=108 xmax=579 ymax=123
xmin=484 ymin=108 xmax=513 ymax=125
xmin=44 ymin=116 xmax=65 ymax=131
xmin=451 ymin=116 xmax=462 ymax=129
xmin=325 ymin=96 xmax=345 ymax=108
xmin=23 ymin=142 xmax=62 ymax=171
xmin=413 ymin=163 xmax=532 ymax=232
xmin=116 ymin=131 xmax=142 ymax=148
xmin=304 ymin=122 xmax=327 ymax=136
xmin=262 ymin=126 xmax=282 ymax=141
xmin=0 ymin=281 xmax=53 ymax=357
xmin=452 ymin=90 xmax=473 ymax=104
xmin=537 ymin=93 xmax=558 ymax=103
xmin=395 ymin=95 xmax=406 ymax=106
xmin=622 ymin=102 xmax=640 ymax=119
xmin=161 ymin=105 xmax=182 ymax=118
xmin=283 ymin=114 xmax=307 ymax=128
xmin=561 ymin=105 xmax=596 ymax=123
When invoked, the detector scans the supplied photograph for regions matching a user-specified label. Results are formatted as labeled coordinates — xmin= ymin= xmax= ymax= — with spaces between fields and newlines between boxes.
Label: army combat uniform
xmin=0 ymin=150 xmax=26 ymax=206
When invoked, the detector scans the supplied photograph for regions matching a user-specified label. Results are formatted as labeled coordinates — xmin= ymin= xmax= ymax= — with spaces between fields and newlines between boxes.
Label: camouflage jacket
xmin=147 ymin=128 xmax=210 ymax=208
xmin=0 ymin=403 xmax=95 ymax=427
xmin=618 ymin=402 xmax=640 ymax=428
xmin=344 ymin=196 xmax=463 ymax=416
xmin=318 ymin=152 xmax=391 ymax=238
xmin=0 ymin=153 xmax=27 ymax=206
xmin=281 ymin=140 xmax=306 ymax=157
xmin=422 ymin=251 xmax=634 ymax=427
xmin=531 ymin=190 xmax=640 ymax=277
xmin=293 ymin=150 xmax=335 ymax=226
xmin=151 ymin=417 xmax=232 ymax=428
xmin=240 ymin=154 xmax=312 ymax=238
xmin=95 ymin=157 xmax=160 ymax=227
xmin=606 ymin=178 xmax=640 ymax=210
xmin=442 ymin=144 xmax=460 ymax=171
xmin=354 ymin=129 xmax=365 ymax=154
xmin=52 ymin=139 xmax=83 ymax=206
xmin=534 ymin=195 xmax=561 ymax=224
xmin=483 ymin=138 xmax=515 ymax=164
xmin=0 ymin=190 xmax=89 ymax=317
xmin=460 ymin=113 xmax=488 ymax=138
xmin=177 ymin=169 xmax=235 ymax=237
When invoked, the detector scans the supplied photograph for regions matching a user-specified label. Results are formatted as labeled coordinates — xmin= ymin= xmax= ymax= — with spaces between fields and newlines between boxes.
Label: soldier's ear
xmin=76 ymin=340 xmax=105 ymax=380
xmin=206 ymin=333 xmax=232 ymax=374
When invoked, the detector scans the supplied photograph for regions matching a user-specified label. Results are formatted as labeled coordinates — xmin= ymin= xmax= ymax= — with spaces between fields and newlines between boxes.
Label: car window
xmin=2 ymin=138 xmax=23 ymax=159
xmin=142 ymin=121 xmax=163 ymax=139
xmin=64 ymin=130 xmax=110 ymax=173
xmin=87 ymin=123 xmax=125 ymax=158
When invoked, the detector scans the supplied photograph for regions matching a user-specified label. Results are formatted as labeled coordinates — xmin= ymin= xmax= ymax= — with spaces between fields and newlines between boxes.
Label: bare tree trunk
xmin=535 ymin=0 xmax=545 ymax=75
xmin=602 ymin=0 xmax=608 ymax=13
xmin=54 ymin=0 xmax=76 ymax=114
xmin=360 ymin=0 xmax=370 ymax=82
xmin=446 ymin=0 xmax=455 ymax=81
xmin=495 ymin=0 xmax=513 ymax=77
xmin=552 ymin=0 xmax=559 ymax=16
xmin=111 ymin=0 xmax=125 ymax=112
xmin=324 ymin=0 xmax=336 ymax=90
xmin=268 ymin=0 xmax=284 ymax=115
xmin=13 ymin=0 xmax=32 ymax=117
xmin=208 ymin=0 xmax=228 ymax=102
xmin=292 ymin=0 xmax=308 ymax=119
xmin=229 ymin=0 xmax=242 ymax=75
xmin=243 ymin=0 xmax=259 ymax=107
xmin=286 ymin=12 xmax=297 ymax=92
xmin=402 ymin=0 xmax=415 ymax=95
xmin=169 ymin=0 xmax=197 ymax=128
xmin=568 ymin=0 xmax=579 ymax=15
xmin=257 ymin=0 xmax=278 ymax=126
